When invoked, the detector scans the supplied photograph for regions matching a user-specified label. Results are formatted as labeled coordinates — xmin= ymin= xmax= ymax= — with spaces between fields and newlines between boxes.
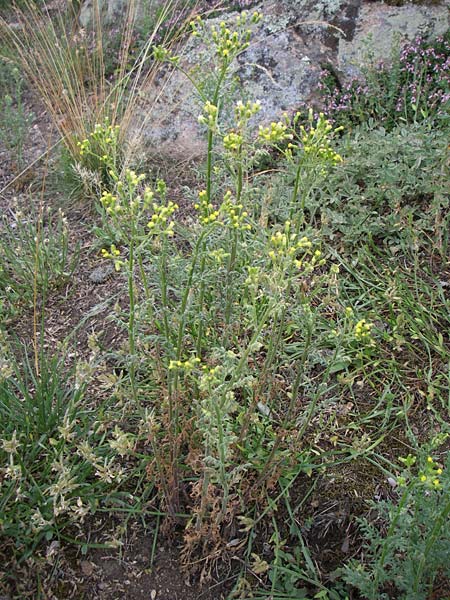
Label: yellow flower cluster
xmin=123 ymin=169 xmax=146 ymax=188
xmin=295 ymin=249 xmax=325 ymax=273
xmin=101 ymin=244 xmax=124 ymax=271
xmin=77 ymin=120 xmax=120 ymax=160
xmin=214 ymin=22 xmax=249 ymax=60
xmin=77 ymin=138 xmax=89 ymax=157
xmin=194 ymin=190 xmax=220 ymax=225
xmin=168 ymin=357 xmax=201 ymax=371
xmin=223 ymin=101 xmax=262 ymax=154
xmin=238 ymin=10 xmax=263 ymax=25
xmin=199 ymin=365 xmax=222 ymax=390
xmin=258 ymin=120 xmax=293 ymax=144
xmin=419 ymin=456 xmax=443 ymax=490
xmin=189 ymin=14 xmax=202 ymax=34
xmin=235 ymin=100 xmax=261 ymax=128
xmin=267 ymin=221 xmax=326 ymax=275
xmin=268 ymin=221 xmax=312 ymax=261
xmin=221 ymin=190 xmax=251 ymax=231
xmin=209 ymin=248 xmax=230 ymax=265
xmin=245 ymin=265 xmax=261 ymax=288
xmin=223 ymin=131 xmax=243 ymax=154
xmin=354 ymin=319 xmax=373 ymax=340
xmin=198 ymin=101 xmax=219 ymax=130
xmin=101 ymin=190 xmax=120 ymax=215
xmin=101 ymin=169 xmax=176 ymax=237
xmin=101 ymin=169 xmax=147 ymax=217
xmin=152 ymin=45 xmax=179 ymax=64
xmin=191 ymin=11 xmax=262 ymax=63
xmin=297 ymin=110 xmax=343 ymax=164
xmin=147 ymin=200 xmax=179 ymax=236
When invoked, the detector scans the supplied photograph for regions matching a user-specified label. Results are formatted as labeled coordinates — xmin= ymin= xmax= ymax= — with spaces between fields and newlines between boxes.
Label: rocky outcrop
xmin=80 ymin=0 xmax=450 ymax=158
xmin=339 ymin=1 xmax=450 ymax=76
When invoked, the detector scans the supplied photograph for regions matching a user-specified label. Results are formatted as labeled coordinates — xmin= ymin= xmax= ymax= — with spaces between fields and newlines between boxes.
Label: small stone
xmin=80 ymin=560 xmax=94 ymax=576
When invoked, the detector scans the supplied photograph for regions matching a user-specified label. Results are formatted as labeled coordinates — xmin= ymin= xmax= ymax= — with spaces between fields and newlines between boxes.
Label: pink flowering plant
xmin=314 ymin=31 xmax=450 ymax=130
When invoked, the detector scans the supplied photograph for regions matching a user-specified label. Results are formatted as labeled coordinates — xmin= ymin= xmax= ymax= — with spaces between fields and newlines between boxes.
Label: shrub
xmin=297 ymin=120 xmax=449 ymax=255
xmin=343 ymin=441 xmax=450 ymax=599
xmin=316 ymin=31 xmax=450 ymax=130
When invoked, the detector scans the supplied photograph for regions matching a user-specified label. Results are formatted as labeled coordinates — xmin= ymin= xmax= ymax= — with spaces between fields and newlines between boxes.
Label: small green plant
xmin=0 ymin=59 xmax=33 ymax=168
xmin=0 ymin=204 xmax=79 ymax=321
xmin=314 ymin=31 xmax=450 ymax=130
xmin=343 ymin=439 xmax=450 ymax=599
xmin=75 ymin=117 xmax=123 ymax=189
xmin=0 ymin=337 xmax=149 ymax=562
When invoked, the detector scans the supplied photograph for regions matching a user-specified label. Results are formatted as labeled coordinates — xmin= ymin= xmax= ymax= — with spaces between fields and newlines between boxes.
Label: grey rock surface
xmin=79 ymin=0 xmax=127 ymax=28
xmin=80 ymin=0 xmax=450 ymax=159
xmin=338 ymin=1 xmax=450 ymax=76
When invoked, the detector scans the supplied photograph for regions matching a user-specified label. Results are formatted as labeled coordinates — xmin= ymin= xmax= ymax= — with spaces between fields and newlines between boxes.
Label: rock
xmin=80 ymin=560 xmax=94 ymax=577
xmin=338 ymin=0 xmax=450 ymax=76
xmin=79 ymin=0 xmax=450 ymax=159
xmin=79 ymin=0 xmax=126 ymax=28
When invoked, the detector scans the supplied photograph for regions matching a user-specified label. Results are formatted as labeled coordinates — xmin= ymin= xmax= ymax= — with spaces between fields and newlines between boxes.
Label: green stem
xmin=237 ymin=305 xmax=286 ymax=446
xmin=288 ymin=156 xmax=304 ymax=223
xmin=175 ymin=230 xmax=208 ymax=364
xmin=224 ymin=149 xmax=243 ymax=333
xmin=193 ymin=67 xmax=227 ymax=355
xmin=167 ymin=229 xmax=210 ymax=504
xmin=195 ymin=247 xmax=207 ymax=357
xmin=412 ymin=494 xmax=450 ymax=594
xmin=137 ymin=252 xmax=150 ymax=301
xmin=200 ymin=302 xmax=274 ymax=528
xmin=127 ymin=235 xmax=137 ymax=404
xmin=224 ymin=228 xmax=238 ymax=330
xmin=159 ymin=237 xmax=172 ymax=352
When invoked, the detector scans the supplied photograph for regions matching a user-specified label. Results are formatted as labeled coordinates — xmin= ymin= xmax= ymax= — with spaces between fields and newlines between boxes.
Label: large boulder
xmin=79 ymin=0 xmax=450 ymax=159
xmin=338 ymin=1 xmax=450 ymax=76
xmin=136 ymin=0 xmax=358 ymax=159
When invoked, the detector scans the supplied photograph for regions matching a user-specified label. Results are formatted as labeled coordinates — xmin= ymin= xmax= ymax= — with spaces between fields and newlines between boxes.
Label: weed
xmin=315 ymin=31 xmax=450 ymax=130
xmin=0 ymin=203 xmax=79 ymax=321
xmin=95 ymin=12 xmax=350 ymax=579
xmin=343 ymin=439 xmax=450 ymax=599
xmin=0 ymin=55 xmax=33 ymax=169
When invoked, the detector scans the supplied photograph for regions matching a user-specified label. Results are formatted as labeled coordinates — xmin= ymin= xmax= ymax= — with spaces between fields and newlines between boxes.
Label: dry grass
xmin=0 ymin=0 xmax=198 ymax=168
